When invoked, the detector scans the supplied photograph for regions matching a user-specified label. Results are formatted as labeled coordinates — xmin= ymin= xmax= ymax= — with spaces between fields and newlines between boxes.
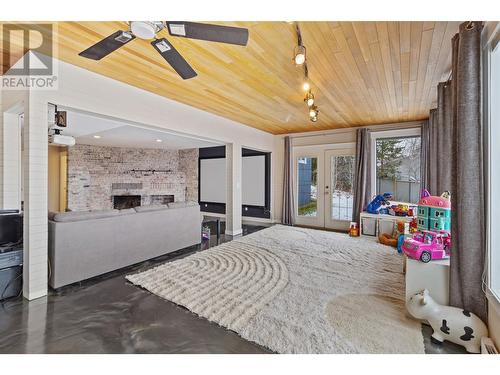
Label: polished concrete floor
xmin=0 ymin=223 xmax=466 ymax=354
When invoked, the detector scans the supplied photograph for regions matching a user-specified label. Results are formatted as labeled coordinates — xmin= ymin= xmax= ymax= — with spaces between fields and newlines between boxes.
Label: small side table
xmin=202 ymin=215 xmax=221 ymax=240
xmin=405 ymin=257 xmax=450 ymax=306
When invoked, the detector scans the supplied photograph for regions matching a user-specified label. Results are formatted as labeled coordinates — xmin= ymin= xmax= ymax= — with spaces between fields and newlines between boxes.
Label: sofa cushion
xmin=51 ymin=209 xmax=120 ymax=222
xmin=134 ymin=204 xmax=169 ymax=213
xmin=168 ymin=201 xmax=198 ymax=209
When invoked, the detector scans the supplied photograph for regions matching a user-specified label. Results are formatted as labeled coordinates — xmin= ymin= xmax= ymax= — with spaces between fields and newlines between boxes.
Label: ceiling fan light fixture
xmin=79 ymin=22 xmax=249 ymax=79
xmin=294 ymin=45 xmax=306 ymax=66
xmin=310 ymin=115 xmax=318 ymax=122
xmin=302 ymin=82 xmax=310 ymax=91
xmin=130 ymin=21 xmax=161 ymax=40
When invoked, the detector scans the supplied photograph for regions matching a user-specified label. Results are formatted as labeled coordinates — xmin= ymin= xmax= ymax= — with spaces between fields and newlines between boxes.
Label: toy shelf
xmin=359 ymin=212 xmax=415 ymax=237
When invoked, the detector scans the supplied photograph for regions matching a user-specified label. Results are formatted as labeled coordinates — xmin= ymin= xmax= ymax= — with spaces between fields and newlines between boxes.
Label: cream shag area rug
xmin=126 ymin=225 xmax=424 ymax=353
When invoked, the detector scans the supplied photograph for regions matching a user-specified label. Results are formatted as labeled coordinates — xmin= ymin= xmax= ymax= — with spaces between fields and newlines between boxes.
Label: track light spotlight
xmin=309 ymin=106 xmax=319 ymax=122
xmin=294 ymin=45 xmax=306 ymax=66
xmin=304 ymin=91 xmax=315 ymax=107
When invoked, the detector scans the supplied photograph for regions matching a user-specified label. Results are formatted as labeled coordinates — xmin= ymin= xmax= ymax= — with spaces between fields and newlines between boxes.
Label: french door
xmin=294 ymin=146 xmax=355 ymax=231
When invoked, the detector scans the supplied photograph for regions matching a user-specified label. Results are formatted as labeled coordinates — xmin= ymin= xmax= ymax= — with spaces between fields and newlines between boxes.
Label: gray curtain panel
xmin=352 ymin=128 xmax=371 ymax=224
xmin=420 ymin=119 xmax=430 ymax=192
xmin=435 ymin=81 xmax=454 ymax=194
xmin=427 ymin=108 xmax=438 ymax=195
xmin=281 ymin=136 xmax=295 ymax=225
xmin=449 ymin=21 xmax=487 ymax=322
xmin=426 ymin=82 xmax=454 ymax=196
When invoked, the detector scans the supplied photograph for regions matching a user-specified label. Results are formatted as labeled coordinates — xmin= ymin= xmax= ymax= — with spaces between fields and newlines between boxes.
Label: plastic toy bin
xmin=361 ymin=217 xmax=377 ymax=236
xmin=378 ymin=219 xmax=395 ymax=235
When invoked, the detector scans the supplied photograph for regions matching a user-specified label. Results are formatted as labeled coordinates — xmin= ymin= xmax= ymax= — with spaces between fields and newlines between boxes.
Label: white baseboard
xmin=23 ymin=288 xmax=47 ymax=301
xmin=225 ymin=229 xmax=243 ymax=236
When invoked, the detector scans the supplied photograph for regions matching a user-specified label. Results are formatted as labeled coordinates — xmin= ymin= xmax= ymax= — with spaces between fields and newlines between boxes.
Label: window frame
xmin=369 ymin=127 xmax=422 ymax=203
xmin=483 ymin=23 xmax=500 ymax=305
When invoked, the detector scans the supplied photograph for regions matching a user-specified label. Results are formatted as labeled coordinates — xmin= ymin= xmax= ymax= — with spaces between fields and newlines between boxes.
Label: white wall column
xmin=0 ymin=90 xmax=3 ymax=209
xmin=23 ymin=94 xmax=48 ymax=300
xmin=225 ymin=142 xmax=242 ymax=236
xmin=2 ymin=112 xmax=22 ymax=210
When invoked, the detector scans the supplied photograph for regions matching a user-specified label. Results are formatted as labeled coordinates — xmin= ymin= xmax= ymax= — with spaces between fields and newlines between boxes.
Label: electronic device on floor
xmin=0 ymin=210 xmax=23 ymax=301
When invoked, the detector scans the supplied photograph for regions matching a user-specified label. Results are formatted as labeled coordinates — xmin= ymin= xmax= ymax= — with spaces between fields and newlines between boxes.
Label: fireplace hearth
xmin=113 ymin=195 xmax=141 ymax=209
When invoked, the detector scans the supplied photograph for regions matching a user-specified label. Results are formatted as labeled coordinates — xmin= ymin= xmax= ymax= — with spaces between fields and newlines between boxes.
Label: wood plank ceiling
xmin=0 ymin=21 xmax=461 ymax=134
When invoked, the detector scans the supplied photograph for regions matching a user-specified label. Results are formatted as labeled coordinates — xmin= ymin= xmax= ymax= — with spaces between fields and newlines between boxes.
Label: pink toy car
xmin=402 ymin=230 xmax=451 ymax=263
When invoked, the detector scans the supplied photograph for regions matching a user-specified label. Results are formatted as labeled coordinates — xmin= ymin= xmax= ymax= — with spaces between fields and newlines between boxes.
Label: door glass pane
xmin=331 ymin=155 xmax=355 ymax=221
xmin=297 ymin=157 xmax=317 ymax=217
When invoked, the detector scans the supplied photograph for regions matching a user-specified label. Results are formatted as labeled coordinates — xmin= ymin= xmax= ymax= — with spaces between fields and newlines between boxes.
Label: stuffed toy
xmin=407 ymin=290 xmax=488 ymax=353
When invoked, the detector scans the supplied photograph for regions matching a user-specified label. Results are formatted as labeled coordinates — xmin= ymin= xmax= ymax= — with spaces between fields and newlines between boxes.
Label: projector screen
xmin=199 ymin=155 xmax=266 ymax=206
xmin=200 ymin=158 xmax=227 ymax=204
xmin=242 ymin=155 xmax=266 ymax=206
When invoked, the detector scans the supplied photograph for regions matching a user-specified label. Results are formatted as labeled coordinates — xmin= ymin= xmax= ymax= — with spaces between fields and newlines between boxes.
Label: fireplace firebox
xmin=113 ymin=195 xmax=141 ymax=209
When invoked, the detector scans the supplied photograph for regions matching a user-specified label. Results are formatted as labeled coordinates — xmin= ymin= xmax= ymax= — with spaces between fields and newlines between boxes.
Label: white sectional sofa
xmin=48 ymin=202 xmax=201 ymax=288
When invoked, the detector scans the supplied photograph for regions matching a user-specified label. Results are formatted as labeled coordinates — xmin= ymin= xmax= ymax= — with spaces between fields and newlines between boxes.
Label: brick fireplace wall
xmin=179 ymin=148 xmax=199 ymax=202
xmin=67 ymin=144 xmax=199 ymax=211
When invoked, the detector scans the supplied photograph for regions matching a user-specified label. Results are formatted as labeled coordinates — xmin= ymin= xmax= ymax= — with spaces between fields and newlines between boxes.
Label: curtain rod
xmin=288 ymin=120 xmax=425 ymax=139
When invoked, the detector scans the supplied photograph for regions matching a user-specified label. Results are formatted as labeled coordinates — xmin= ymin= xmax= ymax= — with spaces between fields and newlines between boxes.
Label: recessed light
xmin=156 ymin=139 xmax=163 ymax=143
xmin=93 ymin=135 xmax=101 ymax=139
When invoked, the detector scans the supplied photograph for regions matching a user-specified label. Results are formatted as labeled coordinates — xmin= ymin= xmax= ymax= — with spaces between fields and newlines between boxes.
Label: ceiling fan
xmin=79 ymin=21 xmax=249 ymax=80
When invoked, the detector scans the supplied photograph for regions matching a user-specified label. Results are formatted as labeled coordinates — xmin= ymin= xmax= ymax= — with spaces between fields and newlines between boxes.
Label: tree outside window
xmin=376 ymin=136 xmax=421 ymax=203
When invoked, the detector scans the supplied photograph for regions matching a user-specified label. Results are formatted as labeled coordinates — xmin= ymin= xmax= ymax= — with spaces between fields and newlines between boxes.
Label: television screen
xmin=0 ymin=213 xmax=23 ymax=245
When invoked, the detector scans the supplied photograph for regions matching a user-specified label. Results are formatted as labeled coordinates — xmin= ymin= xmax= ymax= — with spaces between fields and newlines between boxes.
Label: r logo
xmin=2 ymin=23 xmax=54 ymax=76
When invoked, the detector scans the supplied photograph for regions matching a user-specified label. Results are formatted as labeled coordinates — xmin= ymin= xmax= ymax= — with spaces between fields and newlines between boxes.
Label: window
xmin=330 ymin=155 xmax=355 ymax=221
xmin=297 ymin=157 xmax=318 ymax=217
xmin=371 ymin=129 xmax=421 ymax=204
xmin=486 ymin=30 xmax=500 ymax=301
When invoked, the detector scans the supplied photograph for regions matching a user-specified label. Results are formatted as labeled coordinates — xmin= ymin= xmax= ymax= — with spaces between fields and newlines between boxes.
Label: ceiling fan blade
xmin=166 ymin=22 xmax=249 ymax=46
xmin=79 ymin=30 xmax=135 ymax=60
xmin=151 ymin=38 xmax=197 ymax=80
